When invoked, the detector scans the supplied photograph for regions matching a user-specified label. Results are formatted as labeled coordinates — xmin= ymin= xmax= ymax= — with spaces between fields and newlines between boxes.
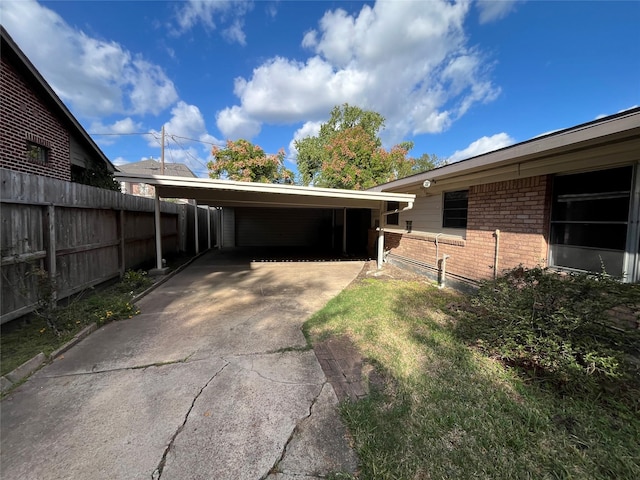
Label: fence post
xmin=43 ymin=204 xmax=57 ymax=302
xmin=118 ymin=209 xmax=125 ymax=277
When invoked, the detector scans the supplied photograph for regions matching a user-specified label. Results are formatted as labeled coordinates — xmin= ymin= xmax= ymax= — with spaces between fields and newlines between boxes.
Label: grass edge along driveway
xmin=304 ymin=277 xmax=640 ymax=480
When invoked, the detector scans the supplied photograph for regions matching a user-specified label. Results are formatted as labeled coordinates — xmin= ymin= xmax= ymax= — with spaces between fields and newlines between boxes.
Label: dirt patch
xmin=350 ymin=260 xmax=431 ymax=286
xmin=314 ymin=335 xmax=385 ymax=402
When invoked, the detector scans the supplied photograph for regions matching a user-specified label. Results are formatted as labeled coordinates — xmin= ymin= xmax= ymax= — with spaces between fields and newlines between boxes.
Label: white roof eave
xmin=114 ymin=173 xmax=415 ymax=208
xmin=369 ymin=107 xmax=640 ymax=192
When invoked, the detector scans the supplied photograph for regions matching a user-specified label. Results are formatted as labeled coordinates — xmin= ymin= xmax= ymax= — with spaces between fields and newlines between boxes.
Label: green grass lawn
xmin=304 ymin=278 xmax=640 ymax=479
xmin=1 ymin=253 xmax=200 ymax=378
xmin=1 ymin=269 xmax=152 ymax=377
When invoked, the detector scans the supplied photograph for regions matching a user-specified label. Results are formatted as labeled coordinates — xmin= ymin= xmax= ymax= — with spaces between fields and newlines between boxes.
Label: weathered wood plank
xmin=1 ymin=251 xmax=47 ymax=266
xmin=1 ymin=169 xmax=194 ymax=323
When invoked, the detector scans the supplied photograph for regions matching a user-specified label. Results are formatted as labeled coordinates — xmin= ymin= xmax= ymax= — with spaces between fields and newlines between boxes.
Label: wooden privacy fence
xmin=0 ymin=169 xmax=214 ymax=324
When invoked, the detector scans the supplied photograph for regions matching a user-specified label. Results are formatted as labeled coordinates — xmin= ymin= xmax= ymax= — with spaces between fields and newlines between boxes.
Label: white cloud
xmin=164 ymin=102 xmax=208 ymax=139
xmin=91 ymin=118 xmax=143 ymax=135
xmin=447 ymin=132 xmax=515 ymax=162
xmin=595 ymin=105 xmax=639 ymax=119
xmin=174 ymin=0 xmax=229 ymax=30
xmin=145 ymin=102 xmax=222 ymax=176
xmin=162 ymin=146 xmax=210 ymax=178
xmin=216 ymin=105 xmax=262 ymax=139
xmin=148 ymin=101 xmax=222 ymax=146
xmin=287 ymin=121 xmax=323 ymax=158
xmin=113 ymin=157 xmax=131 ymax=166
xmin=173 ymin=0 xmax=252 ymax=45
xmin=265 ymin=2 xmax=279 ymax=19
xmin=89 ymin=117 xmax=144 ymax=145
xmin=216 ymin=0 xmax=500 ymax=144
xmin=476 ymin=0 xmax=521 ymax=24
xmin=0 ymin=0 xmax=178 ymax=118
xmin=223 ymin=19 xmax=247 ymax=46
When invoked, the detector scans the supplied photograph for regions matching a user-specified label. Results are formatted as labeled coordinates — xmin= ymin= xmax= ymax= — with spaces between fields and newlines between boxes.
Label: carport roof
xmin=114 ymin=173 xmax=415 ymax=209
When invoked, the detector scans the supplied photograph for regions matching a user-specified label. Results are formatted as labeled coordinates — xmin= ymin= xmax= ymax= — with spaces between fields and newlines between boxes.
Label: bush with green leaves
xmin=456 ymin=266 xmax=640 ymax=391
xmin=117 ymin=269 xmax=152 ymax=294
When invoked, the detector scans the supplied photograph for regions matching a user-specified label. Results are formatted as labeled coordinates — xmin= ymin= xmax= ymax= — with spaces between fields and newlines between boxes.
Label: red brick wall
xmin=0 ymin=55 xmax=71 ymax=181
xmin=382 ymin=175 xmax=552 ymax=283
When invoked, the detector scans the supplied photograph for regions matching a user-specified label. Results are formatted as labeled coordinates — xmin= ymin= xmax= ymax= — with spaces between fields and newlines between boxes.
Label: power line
xmin=166 ymin=135 xmax=210 ymax=172
xmin=168 ymin=134 xmax=220 ymax=146
xmin=89 ymin=132 xmax=154 ymax=136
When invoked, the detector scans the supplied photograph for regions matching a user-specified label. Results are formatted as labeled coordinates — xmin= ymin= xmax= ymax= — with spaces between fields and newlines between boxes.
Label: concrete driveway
xmin=1 ymin=251 xmax=363 ymax=479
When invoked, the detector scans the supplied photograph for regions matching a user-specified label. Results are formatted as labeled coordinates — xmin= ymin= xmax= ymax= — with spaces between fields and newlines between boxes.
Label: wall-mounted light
xmin=422 ymin=179 xmax=434 ymax=188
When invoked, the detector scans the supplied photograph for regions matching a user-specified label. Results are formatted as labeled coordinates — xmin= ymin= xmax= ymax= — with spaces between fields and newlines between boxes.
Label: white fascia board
xmin=114 ymin=173 xmax=415 ymax=205
xmin=370 ymin=108 xmax=640 ymax=192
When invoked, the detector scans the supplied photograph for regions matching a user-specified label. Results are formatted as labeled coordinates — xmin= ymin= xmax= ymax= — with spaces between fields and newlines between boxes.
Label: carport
xmin=113 ymin=173 xmax=415 ymax=270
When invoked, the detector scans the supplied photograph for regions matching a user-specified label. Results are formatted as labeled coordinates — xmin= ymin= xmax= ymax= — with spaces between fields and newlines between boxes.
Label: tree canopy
xmin=208 ymin=139 xmax=293 ymax=184
xmin=414 ymin=153 xmax=445 ymax=174
xmin=294 ymin=104 xmax=439 ymax=190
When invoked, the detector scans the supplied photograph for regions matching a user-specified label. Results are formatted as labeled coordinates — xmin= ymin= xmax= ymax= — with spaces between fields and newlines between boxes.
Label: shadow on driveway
xmin=1 ymin=250 xmax=363 ymax=479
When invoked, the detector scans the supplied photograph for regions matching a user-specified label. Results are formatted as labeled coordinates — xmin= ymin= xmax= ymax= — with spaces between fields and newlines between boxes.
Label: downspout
xmin=377 ymin=206 xmax=385 ymax=269
xmin=438 ymin=254 xmax=450 ymax=288
xmin=434 ymin=233 xmax=444 ymax=267
xmin=493 ymin=229 xmax=500 ymax=279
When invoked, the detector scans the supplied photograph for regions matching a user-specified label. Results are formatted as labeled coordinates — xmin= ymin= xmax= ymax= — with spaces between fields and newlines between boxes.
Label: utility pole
xmin=161 ymin=124 xmax=165 ymax=175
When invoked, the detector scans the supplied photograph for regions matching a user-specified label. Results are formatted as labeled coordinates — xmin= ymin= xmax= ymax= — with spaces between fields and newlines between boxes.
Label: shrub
xmin=117 ymin=269 xmax=152 ymax=295
xmin=455 ymin=266 xmax=640 ymax=392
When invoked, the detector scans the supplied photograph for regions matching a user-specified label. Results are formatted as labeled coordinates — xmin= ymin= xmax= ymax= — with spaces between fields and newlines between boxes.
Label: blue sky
xmin=2 ymin=0 xmax=638 ymax=179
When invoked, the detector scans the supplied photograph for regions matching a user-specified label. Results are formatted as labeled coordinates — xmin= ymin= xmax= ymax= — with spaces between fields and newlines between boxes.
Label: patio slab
xmin=1 ymin=250 xmax=364 ymax=479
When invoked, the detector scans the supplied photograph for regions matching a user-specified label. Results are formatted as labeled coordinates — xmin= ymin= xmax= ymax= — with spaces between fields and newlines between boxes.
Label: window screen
xmin=549 ymin=166 xmax=632 ymax=276
xmin=386 ymin=201 xmax=399 ymax=226
xmin=442 ymin=190 xmax=468 ymax=228
xmin=26 ymin=141 xmax=49 ymax=164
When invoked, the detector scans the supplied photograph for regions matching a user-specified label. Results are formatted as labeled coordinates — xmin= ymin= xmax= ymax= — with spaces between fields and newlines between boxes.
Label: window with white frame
xmin=549 ymin=165 xmax=634 ymax=277
xmin=386 ymin=201 xmax=399 ymax=226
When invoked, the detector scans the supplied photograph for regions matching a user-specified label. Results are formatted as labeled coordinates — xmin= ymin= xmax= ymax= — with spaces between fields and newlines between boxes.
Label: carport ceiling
xmin=115 ymin=173 xmax=416 ymax=209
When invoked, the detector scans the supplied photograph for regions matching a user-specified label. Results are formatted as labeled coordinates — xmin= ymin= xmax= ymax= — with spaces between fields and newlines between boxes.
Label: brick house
xmin=369 ymin=108 xmax=640 ymax=286
xmin=0 ymin=26 xmax=115 ymax=185
xmin=118 ymin=159 xmax=197 ymax=198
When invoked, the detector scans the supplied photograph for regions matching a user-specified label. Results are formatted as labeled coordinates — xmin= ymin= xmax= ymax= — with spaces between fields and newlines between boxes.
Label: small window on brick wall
xmin=26 ymin=141 xmax=50 ymax=164
xmin=442 ymin=190 xmax=468 ymax=228
xmin=25 ymin=133 xmax=52 ymax=165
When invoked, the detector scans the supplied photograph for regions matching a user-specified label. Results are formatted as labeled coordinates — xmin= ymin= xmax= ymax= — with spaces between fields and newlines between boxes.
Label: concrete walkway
xmin=1 ymin=251 xmax=363 ymax=479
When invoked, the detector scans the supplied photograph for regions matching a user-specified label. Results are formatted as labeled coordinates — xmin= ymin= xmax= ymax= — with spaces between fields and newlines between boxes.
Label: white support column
xmin=194 ymin=202 xmax=200 ymax=254
xmin=377 ymin=202 xmax=385 ymax=269
xmin=150 ymin=190 xmax=168 ymax=275
xmin=342 ymin=207 xmax=347 ymax=254
xmin=154 ymin=192 xmax=162 ymax=269
xmin=217 ymin=208 xmax=223 ymax=250
xmin=207 ymin=206 xmax=212 ymax=250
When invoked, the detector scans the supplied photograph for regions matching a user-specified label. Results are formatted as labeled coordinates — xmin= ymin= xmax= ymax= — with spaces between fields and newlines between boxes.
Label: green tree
xmin=295 ymin=104 xmax=416 ymax=189
xmin=208 ymin=139 xmax=293 ymax=183
xmin=412 ymin=153 xmax=445 ymax=174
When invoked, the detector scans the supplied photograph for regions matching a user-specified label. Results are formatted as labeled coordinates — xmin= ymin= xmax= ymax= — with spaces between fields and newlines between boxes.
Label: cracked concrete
xmin=152 ymin=361 xmax=230 ymax=480
xmin=1 ymin=250 xmax=363 ymax=479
